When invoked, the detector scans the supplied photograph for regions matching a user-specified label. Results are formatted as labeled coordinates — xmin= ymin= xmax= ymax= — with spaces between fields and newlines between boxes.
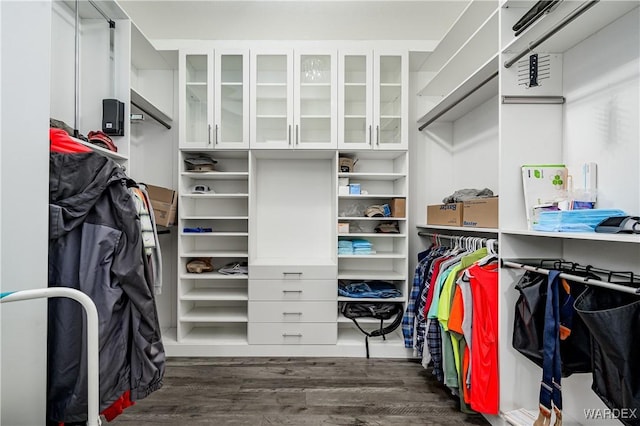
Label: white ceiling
xmin=118 ymin=0 xmax=468 ymax=44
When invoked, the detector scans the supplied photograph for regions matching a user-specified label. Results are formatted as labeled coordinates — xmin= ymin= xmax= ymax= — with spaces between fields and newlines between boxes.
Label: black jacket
xmin=48 ymin=152 xmax=165 ymax=422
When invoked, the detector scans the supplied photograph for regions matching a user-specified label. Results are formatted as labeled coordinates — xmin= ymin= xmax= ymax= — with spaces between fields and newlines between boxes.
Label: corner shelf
xmin=72 ymin=136 xmax=129 ymax=162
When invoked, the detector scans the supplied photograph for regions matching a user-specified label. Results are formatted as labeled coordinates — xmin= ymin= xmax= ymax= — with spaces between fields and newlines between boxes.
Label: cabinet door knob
xmin=376 ymin=125 xmax=380 ymax=146
xmin=288 ymin=125 xmax=292 ymax=145
xmin=369 ymin=125 xmax=372 ymax=145
xmin=296 ymin=124 xmax=299 ymax=145
xmin=208 ymin=124 xmax=212 ymax=145
xmin=215 ymin=124 xmax=219 ymax=145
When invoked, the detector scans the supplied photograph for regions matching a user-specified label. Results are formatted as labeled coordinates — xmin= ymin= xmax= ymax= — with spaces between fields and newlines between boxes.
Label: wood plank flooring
xmin=110 ymin=357 xmax=490 ymax=425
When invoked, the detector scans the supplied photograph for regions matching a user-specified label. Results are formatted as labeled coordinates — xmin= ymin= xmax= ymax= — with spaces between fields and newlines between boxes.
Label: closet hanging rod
xmin=417 ymin=70 xmax=499 ymax=131
xmin=502 ymin=260 xmax=640 ymax=295
xmin=417 ymin=231 xmax=498 ymax=245
xmin=503 ymin=0 xmax=600 ymax=69
xmin=88 ymin=0 xmax=116 ymax=27
xmin=131 ymin=100 xmax=172 ymax=130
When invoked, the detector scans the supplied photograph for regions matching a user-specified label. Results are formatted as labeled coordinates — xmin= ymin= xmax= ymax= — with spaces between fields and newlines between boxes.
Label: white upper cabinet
xmin=338 ymin=50 xmax=408 ymax=150
xmin=179 ymin=49 xmax=249 ymax=149
xmin=250 ymin=48 xmax=337 ymax=149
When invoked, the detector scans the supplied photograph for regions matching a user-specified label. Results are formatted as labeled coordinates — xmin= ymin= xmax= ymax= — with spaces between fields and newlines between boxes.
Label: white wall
xmin=1 ymin=1 xmax=51 ymax=424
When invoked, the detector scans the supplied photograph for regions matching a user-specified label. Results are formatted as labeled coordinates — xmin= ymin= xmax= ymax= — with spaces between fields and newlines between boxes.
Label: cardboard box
xmin=338 ymin=222 xmax=350 ymax=234
xmin=146 ymin=184 xmax=177 ymax=227
xmin=390 ymin=198 xmax=406 ymax=218
xmin=463 ymin=197 xmax=498 ymax=228
xmin=427 ymin=203 xmax=463 ymax=226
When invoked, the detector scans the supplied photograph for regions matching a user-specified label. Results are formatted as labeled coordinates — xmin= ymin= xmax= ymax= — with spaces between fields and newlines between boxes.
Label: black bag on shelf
xmin=512 ymin=270 xmax=593 ymax=377
xmin=341 ymin=302 xmax=403 ymax=358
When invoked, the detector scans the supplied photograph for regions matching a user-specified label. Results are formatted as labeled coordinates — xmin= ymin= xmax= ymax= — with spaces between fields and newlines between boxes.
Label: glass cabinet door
xmin=374 ymin=52 xmax=408 ymax=150
xmin=294 ymin=52 xmax=337 ymax=149
xmin=215 ymin=51 xmax=249 ymax=149
xmin=181 ymin=52 xmax=212 ymax=148
xmin=250 ymin=51 xmax=292 ymax=149
xmin=338 ymin=52 xmax=373 ymax=150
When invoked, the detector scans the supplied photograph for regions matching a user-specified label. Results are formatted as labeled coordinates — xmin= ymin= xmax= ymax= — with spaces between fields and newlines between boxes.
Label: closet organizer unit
xmin=498 ymin=1 xmax=640 ymax=425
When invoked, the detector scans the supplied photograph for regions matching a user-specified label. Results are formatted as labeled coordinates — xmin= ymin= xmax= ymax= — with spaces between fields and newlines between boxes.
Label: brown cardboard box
xmin=146 ymin=184 xmax=178 ymax=227
xmin=390 ymin=198 xmax=406 ymax=218
xmin=427 ymin=203 xmax=463 ymax=226
xmin=463 ymin=197 xmax=498 ymax=228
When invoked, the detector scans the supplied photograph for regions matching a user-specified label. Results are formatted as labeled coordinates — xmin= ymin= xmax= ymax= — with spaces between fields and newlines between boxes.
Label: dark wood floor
xmin=110 ymin=357 xmax=490 ymax=425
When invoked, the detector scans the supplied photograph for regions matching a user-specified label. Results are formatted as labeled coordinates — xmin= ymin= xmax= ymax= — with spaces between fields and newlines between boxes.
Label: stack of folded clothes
xmin=352 ymin=239 xmax=374 ymax=255
xmin=338 ymin=240 xmax=353 ymax=255
xmin=338 ymin=280 xmax=402 ymax=298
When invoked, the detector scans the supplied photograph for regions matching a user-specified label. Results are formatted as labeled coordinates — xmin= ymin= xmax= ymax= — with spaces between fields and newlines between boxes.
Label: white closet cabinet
xmin=498 ymin=2 xmax=640 ymax=424
xmin=248 ymin=151 xmax=338 ymax=345
xmin=337 ymin=150 xmax=409 ymax=348
xmin=338 ymin=50 xmax=409 ymax=150
xmin=177 ymin=151 xmax=250 ymax=344
xmin=179 ymin=49 xmax=249 ymax=149
xmin=250 ymin=49 xmax=337 ymax=149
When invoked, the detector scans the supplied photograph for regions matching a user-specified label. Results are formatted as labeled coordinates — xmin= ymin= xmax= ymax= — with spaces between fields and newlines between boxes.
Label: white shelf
xmin=182 ymin=288 xmax=248 ymax=301
xmin=338 ymin=172 xmax=406 ymax=181
xmin=181 ymin=172 xmax=249 ymax=180
xmin=337 ymin=327 xmax=405 ymax=346
xmin=71 ymin=136 xmax=128 ymax=162
xmin=339 ymin=217 xmax=407 ymax=221
xmin=501 ymin=229 xmax=640 ymax=244
xmin=181 ymin=232 xmax=249 ymax=237
xmin=179 ymin=326 xmax=248 ymax=345
xmin=416 ymin=224 xmax=499 ymax=234
xmin=181 ymin=193 xmax=249 ymax=198
xmin=501 ymin=1 xmax=639 ymax=55
xmin=337 ymin=297 xmax=405 ymax=303
xmin=180 ymin=306 xmax=248 ymax=323
xmin=418 ymin=8 xmax=498 ymax=97
xmin=180 ymin=272 xmax=248 ymax=280
xmin=338 ymin=253 xmax=405 ymax=259
xmin=182 ymin=250 xmax=248 ymax=257
xmin=417 ymin=54 xmax=498 ymax=127
xmin=419 ymin=0 xmax=500 ymax=73
xmin=339 ymin=194 xmax=404 ymax=199
xmin=338 ymin=270 xmax=406 ymax=280
xmin=339 ymin=233 xmax=406 ymax=238
xmin=182 ymin=216 xmax=249 ymax=220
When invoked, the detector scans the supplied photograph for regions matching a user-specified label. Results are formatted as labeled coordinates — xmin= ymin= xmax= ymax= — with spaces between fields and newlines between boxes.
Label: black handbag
xmin=512 ymin=270 xmax=593 ymax=376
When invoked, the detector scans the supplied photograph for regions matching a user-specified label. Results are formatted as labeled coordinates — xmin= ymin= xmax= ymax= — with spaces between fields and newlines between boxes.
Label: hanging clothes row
xmin=504 ymin=259 xmax=640 ymax=426
xmin=403 ymin=233 xmax=499 ymax=415
xmin=48 ymin=128 xmax=166 ymax=424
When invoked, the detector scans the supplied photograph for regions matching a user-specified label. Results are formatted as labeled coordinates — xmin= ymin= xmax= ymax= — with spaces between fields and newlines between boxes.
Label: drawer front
xmin=249 ymin=279 xmax=336 ymax=301
xmin=249 ymin=301 xmax=337 ymax=323
xmin=250 ymin=264 xmax=337 ymax=280
xmin=248 ymin=322 xmax=337 ymax=345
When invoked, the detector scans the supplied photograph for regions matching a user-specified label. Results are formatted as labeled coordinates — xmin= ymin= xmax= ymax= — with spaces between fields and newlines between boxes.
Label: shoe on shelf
xmin=186 ymin=258 xmax=214 ymax=274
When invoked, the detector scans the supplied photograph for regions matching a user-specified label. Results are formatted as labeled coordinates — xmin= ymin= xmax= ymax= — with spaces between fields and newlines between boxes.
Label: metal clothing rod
xmin=88 ymin=0 xmax=116 ymax=27
xmin=131 ymin=100 xmax=172 ymax=130
xmin=502 ymin=260 xmax=640 ymax=295
xmin=418 ymin=70 xmax=499 ymax=131
xmin=504 ymin=0 xmax=600 ymax=69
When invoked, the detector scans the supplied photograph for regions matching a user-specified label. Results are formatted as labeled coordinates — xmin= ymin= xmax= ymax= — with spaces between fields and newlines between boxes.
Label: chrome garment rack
xmin=502 ymin=259 xmax=640 ymax=295
xmin=418 ymin=231 xmax=498 ymax=251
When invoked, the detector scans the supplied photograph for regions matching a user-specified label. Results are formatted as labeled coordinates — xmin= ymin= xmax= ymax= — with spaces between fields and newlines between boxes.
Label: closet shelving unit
xmin=415 ymin=0 xmax=500 ymax=237
xmin=336 ymin=150 xmax=409 ymax=350
xmin=498 ymin=1 xmax=640 ymax=425
xmin=177 ymin=150 xmax=250 ymax=345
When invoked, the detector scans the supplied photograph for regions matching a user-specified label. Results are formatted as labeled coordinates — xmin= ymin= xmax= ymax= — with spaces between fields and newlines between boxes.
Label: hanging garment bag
xmin=512 ymin=270 xmax=592 ymax=376
xmin=574 ymin=286 xmax=640 ymax=426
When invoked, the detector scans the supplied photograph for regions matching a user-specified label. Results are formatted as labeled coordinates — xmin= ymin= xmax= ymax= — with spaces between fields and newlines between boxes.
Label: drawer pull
xmin=283 ymin=272 xmax=303 ymax=276
xmin=282 ymin=333 xmax=302 ymax=337
xmin=282 ymin=312 xmax=303 ymax=316
xmin=282 ymin=290 xmax=303 ymax=294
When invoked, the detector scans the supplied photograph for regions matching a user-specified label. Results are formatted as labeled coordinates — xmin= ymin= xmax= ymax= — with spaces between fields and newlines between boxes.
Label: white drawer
xmin=249 ymin=301 xmax=337 ymax=323
xmin=248 ymin=323 xmax=337 ymax=345
xmin=250 ymin=264 xmax=337 ymax=280
xmin=249 ymin=279 xmax=336 ymax=301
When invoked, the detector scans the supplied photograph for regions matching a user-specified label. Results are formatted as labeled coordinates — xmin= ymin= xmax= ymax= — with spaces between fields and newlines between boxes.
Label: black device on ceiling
xmin=512 ymin=1 xmax=561 ymax=37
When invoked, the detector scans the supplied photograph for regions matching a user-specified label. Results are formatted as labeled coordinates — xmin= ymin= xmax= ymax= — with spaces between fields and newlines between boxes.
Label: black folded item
xmin=342 ymin=302 xmax=403 ymax=358
xmin=512 ymin=1 xmax=560 ymax=36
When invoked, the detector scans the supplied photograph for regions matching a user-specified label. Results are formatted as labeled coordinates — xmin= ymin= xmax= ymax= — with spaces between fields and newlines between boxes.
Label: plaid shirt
xmin=402 ymin=248 xmax=434 ymax=347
